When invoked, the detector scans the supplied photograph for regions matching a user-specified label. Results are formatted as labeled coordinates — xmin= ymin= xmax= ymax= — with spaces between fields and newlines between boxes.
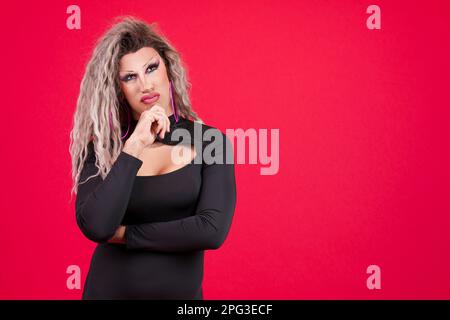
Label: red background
xmin=0 ymin=0 xmax=449 ymax=299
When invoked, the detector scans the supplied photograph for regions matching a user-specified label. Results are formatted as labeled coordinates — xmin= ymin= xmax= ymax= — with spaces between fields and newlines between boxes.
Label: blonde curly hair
xmin=69 ymin=16 xmax=202 ymax=200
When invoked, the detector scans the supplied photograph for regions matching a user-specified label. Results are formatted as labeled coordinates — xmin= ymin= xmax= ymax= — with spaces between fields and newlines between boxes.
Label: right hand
xmin=123 ymin=105 xmax=170 ymax=154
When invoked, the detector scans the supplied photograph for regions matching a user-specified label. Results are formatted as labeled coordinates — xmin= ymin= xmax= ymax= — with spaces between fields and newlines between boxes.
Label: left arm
xmin=123 ymin=137 xmax=237 ymax=252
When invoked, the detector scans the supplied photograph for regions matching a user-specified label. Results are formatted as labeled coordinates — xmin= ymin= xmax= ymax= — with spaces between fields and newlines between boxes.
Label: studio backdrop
xmin=0 ymin=0 xmax=449 ymax=299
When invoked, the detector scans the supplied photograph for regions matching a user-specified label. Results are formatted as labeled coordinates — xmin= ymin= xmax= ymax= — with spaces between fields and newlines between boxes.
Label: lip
xmin=141 ymin=93 xmax=160 ymax=104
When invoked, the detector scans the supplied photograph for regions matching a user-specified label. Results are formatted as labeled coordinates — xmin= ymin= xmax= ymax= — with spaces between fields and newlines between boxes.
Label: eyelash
xmin=121 ymin=62 xmax=159 ymax=82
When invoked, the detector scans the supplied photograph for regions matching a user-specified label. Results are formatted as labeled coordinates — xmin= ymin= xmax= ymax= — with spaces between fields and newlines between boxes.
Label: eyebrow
xmin=120 ymin=55 xmax=157 ymax=73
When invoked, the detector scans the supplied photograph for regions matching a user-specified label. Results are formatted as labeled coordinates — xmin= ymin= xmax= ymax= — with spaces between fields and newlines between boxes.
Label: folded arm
xmin=75 ymin=142 xmax=143 ymax=243
xmin=125 ymin=136 xmax=237 ymax=252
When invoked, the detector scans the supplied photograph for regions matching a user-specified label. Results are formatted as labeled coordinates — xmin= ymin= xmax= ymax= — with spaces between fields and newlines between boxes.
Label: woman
xmin=69 ymin=16 xmax=236 ymax=300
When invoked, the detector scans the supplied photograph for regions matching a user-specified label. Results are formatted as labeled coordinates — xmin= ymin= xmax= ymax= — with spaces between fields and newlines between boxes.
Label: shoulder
xmin=183 ymin=118 xmax=231 ymax=147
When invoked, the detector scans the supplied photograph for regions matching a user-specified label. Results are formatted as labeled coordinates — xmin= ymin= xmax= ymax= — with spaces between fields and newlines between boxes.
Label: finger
xmin=146 ymin=113 xmax=157 ymax=134
xmin=145 ymin=112 xmax=155 ymax=126
xmin=154 ymin=114 xmax=164 ymax=137
xmin=154 ymin=111 xmax=169 ymax=133
xmin=154 ymin=105 xmax=165 ymax=114
xmin=161 ymin=115 xmax=168 ymax=139
xmin=150 ymin=105 xmax=163 ymax=115
xmin=161 ymin=113 xmax=170 ymax=137
xmin=142 ymin=109 xmax=153 ymax=121
xmin=159 ymin=113 xmax=170 ymax=136
xmin=154 ymin=111 xmax=168 ymax=137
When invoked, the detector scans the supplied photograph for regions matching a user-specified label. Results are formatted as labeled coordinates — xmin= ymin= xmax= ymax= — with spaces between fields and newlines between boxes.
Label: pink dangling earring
xmin=169 ymin=80 xmax=179 ymax=123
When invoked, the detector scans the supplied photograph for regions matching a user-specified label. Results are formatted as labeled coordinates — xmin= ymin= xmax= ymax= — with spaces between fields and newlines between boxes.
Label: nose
xmin=138 ymin=73 xmax=154 ymax=92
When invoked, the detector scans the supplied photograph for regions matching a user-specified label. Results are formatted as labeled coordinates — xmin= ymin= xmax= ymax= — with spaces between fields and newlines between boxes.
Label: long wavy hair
xmin=69 ymin=16 xmax=202 ymax=199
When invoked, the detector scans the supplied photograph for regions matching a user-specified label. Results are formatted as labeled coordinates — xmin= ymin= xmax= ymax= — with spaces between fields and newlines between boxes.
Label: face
xmin=118 ymin=46 xmax=171 ymax=120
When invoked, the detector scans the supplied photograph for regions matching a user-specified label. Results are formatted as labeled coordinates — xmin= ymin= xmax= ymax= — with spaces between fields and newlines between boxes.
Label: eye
xmin=120 ymin=62 xmax=159 ymax=82
xmin=120 ymin=73 xmax=136 ymax=82
xmin=123 ymin=74 xmax=135 ymax=82
xmin=146 ymin=62 xmax=159 ymax=73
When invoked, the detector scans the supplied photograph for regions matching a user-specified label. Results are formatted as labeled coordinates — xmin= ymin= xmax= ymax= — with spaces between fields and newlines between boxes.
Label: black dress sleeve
xmin=125 ymin=135 xmax=237 ymax=252
xmin=75 ymin=142 xmax=143 ymax=243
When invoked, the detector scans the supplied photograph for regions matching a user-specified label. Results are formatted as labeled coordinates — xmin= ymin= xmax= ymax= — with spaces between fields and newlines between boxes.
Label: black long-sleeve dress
xmin=75 ymin=114 xmax=236 ymax=299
